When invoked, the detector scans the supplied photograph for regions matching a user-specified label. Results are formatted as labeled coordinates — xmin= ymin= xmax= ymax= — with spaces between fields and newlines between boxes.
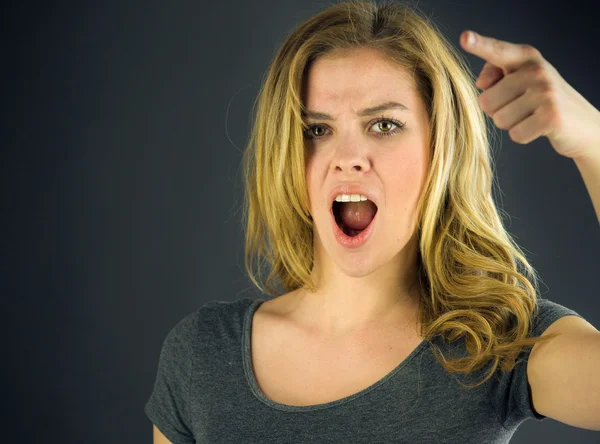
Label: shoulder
xmin=161 ymin=297 xmax=258 ymax=348
xmin=526 ymin=299 xmax=600 ymax=429
xmin=528 ymin=297 xmax=586 ymax=337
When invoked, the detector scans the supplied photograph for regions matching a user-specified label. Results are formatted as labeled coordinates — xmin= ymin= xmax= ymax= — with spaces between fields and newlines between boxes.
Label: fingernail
xmin=466 ymin=31 xmax=477 ymax=46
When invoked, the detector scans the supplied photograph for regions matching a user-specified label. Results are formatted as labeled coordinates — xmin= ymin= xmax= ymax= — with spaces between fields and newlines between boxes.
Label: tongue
xmin=339 ymin=201 xmax=377 ymax=230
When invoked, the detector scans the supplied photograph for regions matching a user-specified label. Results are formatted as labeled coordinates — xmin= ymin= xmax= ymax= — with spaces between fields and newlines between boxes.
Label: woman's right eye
xmin=304 ymin=125 xmax=328 ymax=139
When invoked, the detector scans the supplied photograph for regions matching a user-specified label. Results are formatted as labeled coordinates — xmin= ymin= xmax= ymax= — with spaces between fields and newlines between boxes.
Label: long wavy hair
xmin=240 ymin=0 xmax=560 ymax=388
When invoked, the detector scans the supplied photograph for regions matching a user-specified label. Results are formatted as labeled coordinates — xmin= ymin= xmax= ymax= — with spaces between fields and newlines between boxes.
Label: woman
xmin=145 ymin=1 xmax=600 ymax=442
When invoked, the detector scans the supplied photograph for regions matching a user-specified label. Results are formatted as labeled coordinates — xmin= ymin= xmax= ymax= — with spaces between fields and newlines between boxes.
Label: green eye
xmin=303 ymin=117 xmax=405 ymax=140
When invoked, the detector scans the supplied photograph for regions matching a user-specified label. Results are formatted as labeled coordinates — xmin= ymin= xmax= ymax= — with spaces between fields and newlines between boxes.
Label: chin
xmin=334 ymin=251 xmax=383 ymax=277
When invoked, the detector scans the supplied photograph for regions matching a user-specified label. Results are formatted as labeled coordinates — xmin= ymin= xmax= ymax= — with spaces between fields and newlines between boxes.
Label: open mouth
xmin=332 ymin=201 xmax=378 ymax=237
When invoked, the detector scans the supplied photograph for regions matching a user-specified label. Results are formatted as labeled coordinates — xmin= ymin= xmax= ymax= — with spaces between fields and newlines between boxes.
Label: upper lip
xmin=328 ymin=183 xmax=379 ymax=208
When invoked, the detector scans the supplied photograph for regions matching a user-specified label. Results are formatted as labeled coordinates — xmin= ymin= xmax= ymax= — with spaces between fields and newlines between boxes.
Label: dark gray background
xmin=2 ymin=0 xmax=599 ymax=442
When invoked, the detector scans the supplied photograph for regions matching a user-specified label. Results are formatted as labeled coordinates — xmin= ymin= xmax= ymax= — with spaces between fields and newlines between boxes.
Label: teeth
xmin=334 ymin=194 xmax=368 ymax=202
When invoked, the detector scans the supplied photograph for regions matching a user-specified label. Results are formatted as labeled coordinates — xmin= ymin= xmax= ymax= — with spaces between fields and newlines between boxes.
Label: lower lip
xmin=331 ymin=205 xmax=378 ymax=248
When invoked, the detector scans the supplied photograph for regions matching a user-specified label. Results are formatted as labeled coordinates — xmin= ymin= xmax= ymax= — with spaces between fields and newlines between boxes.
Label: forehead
xmin=302 ymin=47 xmax=417 ymax=108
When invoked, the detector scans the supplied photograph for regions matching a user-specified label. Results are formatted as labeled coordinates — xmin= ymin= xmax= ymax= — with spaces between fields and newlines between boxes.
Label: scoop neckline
xmin=242 ymin=297 xmax=429 ymax=412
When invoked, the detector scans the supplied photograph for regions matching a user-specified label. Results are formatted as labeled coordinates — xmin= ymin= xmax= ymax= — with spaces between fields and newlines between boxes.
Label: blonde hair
xmin=240 ymin=0 xmax=559 ymax=388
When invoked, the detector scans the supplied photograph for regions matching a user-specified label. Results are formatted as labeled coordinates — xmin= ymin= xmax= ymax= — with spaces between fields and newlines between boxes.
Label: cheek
xmin=389 ymin=149 xmax=423 ymax=177
xmin=304 ymin=155 xmax=321 ymax=210
xmin=384 ymin=153 xmax=428 ymax=204
xmin=305 ymin=156 xmax=315 ymax=189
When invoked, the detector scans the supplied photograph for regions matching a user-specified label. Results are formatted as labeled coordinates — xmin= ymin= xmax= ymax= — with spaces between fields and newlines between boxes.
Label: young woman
xmin=145 ymin=1 xmax=600 ymax=442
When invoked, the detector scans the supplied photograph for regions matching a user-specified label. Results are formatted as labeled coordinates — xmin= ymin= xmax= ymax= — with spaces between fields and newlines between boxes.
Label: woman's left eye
xmin=303 ymin=117 xmax=406 ymax=140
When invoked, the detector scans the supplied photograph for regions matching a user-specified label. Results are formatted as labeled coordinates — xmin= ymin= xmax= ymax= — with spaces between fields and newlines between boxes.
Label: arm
xmin=153 ymin=424 xmax=175 ymax=444
xmin=574 ymin=150 xmax=600 ymax=225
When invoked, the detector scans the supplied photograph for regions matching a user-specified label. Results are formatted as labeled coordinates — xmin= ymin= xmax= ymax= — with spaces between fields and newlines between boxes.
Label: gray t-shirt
xmin=144 ymin=296 xmax=583 ymax=443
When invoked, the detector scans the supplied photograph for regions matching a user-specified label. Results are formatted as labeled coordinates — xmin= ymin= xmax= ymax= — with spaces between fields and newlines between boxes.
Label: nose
xmin=332 ymin=142 xmax=371 ymax=174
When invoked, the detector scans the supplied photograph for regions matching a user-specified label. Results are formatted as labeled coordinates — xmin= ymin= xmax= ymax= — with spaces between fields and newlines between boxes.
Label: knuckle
xmin=545 ymin=104 xmax=562 ymax=127
xmin=528 ymin=62 xmax=546 ymax=76
xmin=529 ymin=61 xmax=550 ymax=81
xmin=522 ymin=44 xmax=542 ymax=59
xmin=540 ymin=84 xmax=558 ymax=103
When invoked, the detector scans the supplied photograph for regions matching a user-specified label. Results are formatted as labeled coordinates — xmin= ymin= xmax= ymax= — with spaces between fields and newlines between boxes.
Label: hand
xmin=460 ymin=30 xmax=600 ymax=161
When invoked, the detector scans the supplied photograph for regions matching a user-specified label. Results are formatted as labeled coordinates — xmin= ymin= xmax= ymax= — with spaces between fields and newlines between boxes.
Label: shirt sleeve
xmin=145 ymin=311 xmax=198 ymax=444
xmin=485 ymin=297 xmax=585 ymax=430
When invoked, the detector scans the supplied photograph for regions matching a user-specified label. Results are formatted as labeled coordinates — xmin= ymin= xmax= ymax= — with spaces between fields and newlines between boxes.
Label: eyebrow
xmin=301 ymin=101 xmax=409 ymax=120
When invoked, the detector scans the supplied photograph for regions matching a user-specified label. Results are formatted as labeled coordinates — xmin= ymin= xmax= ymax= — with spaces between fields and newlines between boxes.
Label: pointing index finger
xmin=460 ymin=30 xmax=541 ymax=72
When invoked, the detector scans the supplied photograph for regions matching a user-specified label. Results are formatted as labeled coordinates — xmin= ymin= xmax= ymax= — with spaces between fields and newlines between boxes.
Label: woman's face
xmin=302 ymin=47 xmax=432 ymax=278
